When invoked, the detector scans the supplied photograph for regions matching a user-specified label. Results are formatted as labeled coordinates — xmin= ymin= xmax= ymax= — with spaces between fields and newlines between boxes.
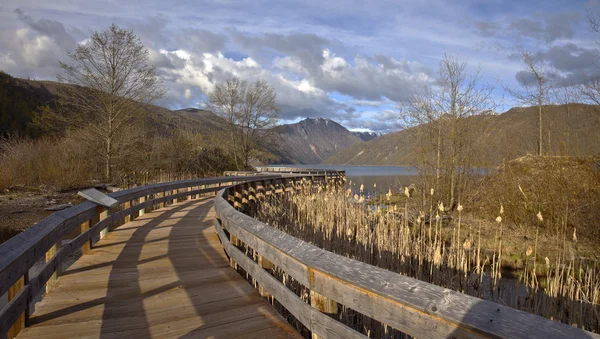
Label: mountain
xmin=352 ymin=131 xmax=379 ymax=141
xmin=0 ymin=71 xmax=227 ymax=137
xmin=267 ymin=117 xmax=363 ymax=164
xmin=324 ymin=104 xmax=600 ymax=166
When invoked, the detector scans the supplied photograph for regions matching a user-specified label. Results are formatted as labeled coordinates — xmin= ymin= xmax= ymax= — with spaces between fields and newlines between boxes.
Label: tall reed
xmin=253 ymin=178 xmax=600 ymax=334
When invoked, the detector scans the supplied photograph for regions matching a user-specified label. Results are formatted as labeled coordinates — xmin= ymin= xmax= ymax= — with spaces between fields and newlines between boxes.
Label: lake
xmin=266 ymin=165 xmax=419 ymax=196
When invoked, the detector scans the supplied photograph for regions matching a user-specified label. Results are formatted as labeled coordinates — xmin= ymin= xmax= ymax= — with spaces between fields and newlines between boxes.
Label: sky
xmin=0 ymin=0 xmax=599 ymax=133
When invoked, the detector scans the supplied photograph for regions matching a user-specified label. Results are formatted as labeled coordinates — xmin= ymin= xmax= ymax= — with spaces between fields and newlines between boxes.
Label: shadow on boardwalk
xmin=18 ymin=198 xmax=299 ymax=339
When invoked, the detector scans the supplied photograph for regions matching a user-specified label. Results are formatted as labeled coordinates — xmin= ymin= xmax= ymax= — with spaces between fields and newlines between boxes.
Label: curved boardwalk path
xmin=16 ymin=197 xmax=300 ymax=339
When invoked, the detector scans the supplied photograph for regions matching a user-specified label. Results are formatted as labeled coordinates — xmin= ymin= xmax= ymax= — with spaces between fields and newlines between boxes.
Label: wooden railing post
xmin=123 ymin=201 xmax=131 ymax=224
xmin=229 ymin=234 xmax=240 ymax=270
xmin=310 ymin=291 xmax=338 ymax=339
xmin=97 ymin=206 xmax=108 ymax=239
xmin=80 ymin=220 xmax=91 ymax=255
xmin=159 ymin=191 xmax=165 ymax=209
xmin=139 ymin=195 xmax=146 ymax=216
xmin=257 ymin=255 xmax=273 ymax=299
xmin=45 ymin=241 xmax=61 ymax=293
xmin=7 ymin=276 xmax=26 ymax=339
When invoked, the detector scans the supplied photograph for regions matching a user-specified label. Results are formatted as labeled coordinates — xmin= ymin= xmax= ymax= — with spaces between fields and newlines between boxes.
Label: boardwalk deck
xmin=16 ymin=197 xmax=301 ymax=339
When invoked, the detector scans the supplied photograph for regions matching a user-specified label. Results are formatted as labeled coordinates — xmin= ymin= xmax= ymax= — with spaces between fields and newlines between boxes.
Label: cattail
xmin=495 ymin=216 xmax=502 ymax=223
xmin=434 ymin=246 xmax=442 ymax=265
xmin=438 ymin=202 xmax=444 ymax=212
xmin=573 ymin=228 xmax=577 ymax=242
xmin=526 ymin=247 xmax=533 ymax=256
xmin=457 ymin=204 xmax=463 ymax=212
xmin=463 ymin=238 xmax=472 ymax=250
xmin=500 ymin=204 xmax=504 ymax=215
xmin=360 ymin=184 xmax=364 ymax=193
xmin=430 ymin=188 xmax=434 ymax=196
xmin=373 ymin=183 xmax=377 ymax=188
xmin=404 ymin=186 xmax=410 ymax=198
xmin=536 ymin=211 xmax=543 ymax=222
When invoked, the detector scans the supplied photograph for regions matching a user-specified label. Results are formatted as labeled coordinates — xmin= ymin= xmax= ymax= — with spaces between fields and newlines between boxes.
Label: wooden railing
xmin=0 ymin=174 xmax=286 ymax=339
xmin=213 ymin=171 xmax=600 ymax=339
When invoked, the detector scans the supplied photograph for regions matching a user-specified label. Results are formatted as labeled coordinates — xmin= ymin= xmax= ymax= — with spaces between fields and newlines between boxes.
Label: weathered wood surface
xmin=214 ymin=185 xmax=600 ymax=339
xmin=15 ymin=197 xmax=300 ymax=339
xmin=0 ymin=175 xmax=280 ymax=332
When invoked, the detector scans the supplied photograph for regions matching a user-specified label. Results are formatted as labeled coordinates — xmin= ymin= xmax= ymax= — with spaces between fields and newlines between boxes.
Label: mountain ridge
xmin=324 ymin=104 xmax=600 ymax=166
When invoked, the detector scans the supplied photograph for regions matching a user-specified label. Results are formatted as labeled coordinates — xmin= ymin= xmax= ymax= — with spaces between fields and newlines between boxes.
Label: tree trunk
xmin=538 ymin=92 xmax=543 ymax=156
xmin=436 ymin=122 xmax=441 ymax=198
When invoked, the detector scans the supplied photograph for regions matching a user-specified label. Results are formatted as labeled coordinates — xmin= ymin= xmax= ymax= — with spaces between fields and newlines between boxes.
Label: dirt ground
xmin=0 ymin=187 xmax=84 ymax=243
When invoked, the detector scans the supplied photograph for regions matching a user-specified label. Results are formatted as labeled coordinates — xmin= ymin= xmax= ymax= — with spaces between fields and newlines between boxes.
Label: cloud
xmin=478 ymin=12 xmax=581 ymax=43
xmin=14 ymin=8 xmax=77 ymax=49
xmin=473 ymin=20 xmax=502 ymax=37
xmin=313 ymin=50 xmax=434 ymax=102
xmin=1 ymin=1 xmax=597 ymax=132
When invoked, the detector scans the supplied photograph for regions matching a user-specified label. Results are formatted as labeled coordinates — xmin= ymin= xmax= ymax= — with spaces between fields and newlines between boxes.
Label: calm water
xmin=267 ymin=165 xmax=419 ymax=196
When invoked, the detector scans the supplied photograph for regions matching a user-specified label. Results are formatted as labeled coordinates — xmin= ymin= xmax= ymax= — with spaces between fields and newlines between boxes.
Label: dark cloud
xmin=541 ymin=43 xmax=598 ymax=73
xmin=513 ymin=42 xmax=600 ymax=87
xmin=475 ymin=12 xmax=580 ymax=43
xmin=473 ymin=20 xmax=501 ymax=37
xmin=15 ymin=8 xmax=77 ymax=49
xmin=230 ymin=30 xmax=330 ymax=73
xmin=509 ymin=12 xmax=579 ymax=43
xmin=179 ymin=29 xmax=227 ymax=54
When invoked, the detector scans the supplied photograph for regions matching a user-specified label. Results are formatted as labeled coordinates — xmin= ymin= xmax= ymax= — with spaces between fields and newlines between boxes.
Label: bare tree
xmin=39 ymin=24 xmax=164 ymax=181
xmin=403 ymin=54 xmax=496 ymax=208
xmin=505 ymin=50 xmax=554 ymax=156
xmin=552 ymin=84 xmax=583 ymax=156
xmin=208 ymin=77 xmax=278 ymax=170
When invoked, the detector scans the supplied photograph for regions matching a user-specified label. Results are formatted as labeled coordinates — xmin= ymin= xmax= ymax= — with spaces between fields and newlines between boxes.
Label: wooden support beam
xmin=97 ymin=206 xmax=108 ymax=239
xmin=229 ymin=234 xmax=240 ymax=269
xmin=7 ymin=276 xmax=25 ymax=339
xmin=138 ymin=196 xmax=146 ymax=216
xmin=80 ymin=220 xmax=91 ymax=255
xmin=258 ymin=255 xmax=273 ymax=299
xmin=123 ymin=201 xmax=131 ymax=223
xmin=44 ymin=242 xmax=61 ymax=293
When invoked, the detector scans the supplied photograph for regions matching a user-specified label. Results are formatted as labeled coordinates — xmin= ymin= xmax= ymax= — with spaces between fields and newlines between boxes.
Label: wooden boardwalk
xmin=16 ymin=197 xmax=301 ymax=339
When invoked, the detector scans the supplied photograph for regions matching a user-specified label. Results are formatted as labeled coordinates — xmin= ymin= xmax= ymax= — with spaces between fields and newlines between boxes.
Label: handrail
xmin=0 ymin=174 xmax=281 ymax=338
xmin=213 ymin=172 xmax=600 ymax=339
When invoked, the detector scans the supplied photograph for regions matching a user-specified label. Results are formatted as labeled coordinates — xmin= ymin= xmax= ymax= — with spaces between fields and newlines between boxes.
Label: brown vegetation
xmin=253 ymin=178 xmax=600 ymax=333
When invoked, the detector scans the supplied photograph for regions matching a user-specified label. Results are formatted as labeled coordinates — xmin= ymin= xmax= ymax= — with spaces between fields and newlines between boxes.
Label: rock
xmin=45 ymin=203 xmax=72 ymax=211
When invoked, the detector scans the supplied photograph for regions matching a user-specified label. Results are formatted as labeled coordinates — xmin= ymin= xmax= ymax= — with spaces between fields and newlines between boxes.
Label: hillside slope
xmin=0 ymin=71 xmax=228 ymax=137
xmin=267 ymin=118 xmax=362 ymax=164
xmin=324 ymin=104 xmax=600 ymax=166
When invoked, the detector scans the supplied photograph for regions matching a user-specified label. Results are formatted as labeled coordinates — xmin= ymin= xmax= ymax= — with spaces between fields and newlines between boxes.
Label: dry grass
xmin=0 ymin=137 xmax=95 ymax=191
xmin=253 ymin=178 xmax=600 ymax=334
